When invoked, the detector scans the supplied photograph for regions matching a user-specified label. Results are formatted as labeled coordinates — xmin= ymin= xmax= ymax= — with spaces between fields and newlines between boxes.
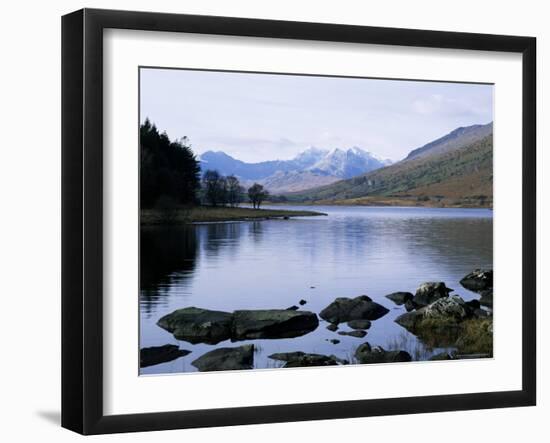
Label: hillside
xmin=406 ymin=122 xmax=493 ymax=160
xmin=287 ymin=124 xmax=493 ymax=208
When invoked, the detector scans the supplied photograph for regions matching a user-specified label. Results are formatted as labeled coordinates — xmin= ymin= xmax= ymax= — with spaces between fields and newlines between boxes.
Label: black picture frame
xmin=62 ymin=8 xmax=537 ymax=435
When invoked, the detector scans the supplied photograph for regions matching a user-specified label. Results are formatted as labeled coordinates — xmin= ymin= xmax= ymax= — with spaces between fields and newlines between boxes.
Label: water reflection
xmin=139 ymin=206 xmax=493 ymax=374
xmin=140 ymin=225 xmax=198 ymax=314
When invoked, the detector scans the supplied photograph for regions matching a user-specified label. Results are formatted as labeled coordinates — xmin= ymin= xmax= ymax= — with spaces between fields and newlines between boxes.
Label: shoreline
xmin=141 ymin=206 xmax=327 ymax=225
xmin=273 ymin=196 xmax=493 ymax=209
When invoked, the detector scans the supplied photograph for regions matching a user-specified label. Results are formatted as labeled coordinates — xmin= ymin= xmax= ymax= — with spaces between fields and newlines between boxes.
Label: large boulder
xmin=157 ymin=307 xmax=233 ymax=344
xmin=319 ymin=295 xmax=389 ymax=324
xmin=268 ymin=351 xmax=348 ymax=368
xmin=413 ymin=282 xmax=453 ymax=307
xmin=395 ymin=295 xmax=474 ymax=347
xmin=355 ymin=342 xmax=412 ymax=364
xmin=460 ymin=269 xmax=493 ymax=292
xmin=191 ymin=345 xmax=254 ymax=372
xmin=140 ymin=344 xmax=190 ymax=368
xmin=232 ymin=309 xmax=319 ymax=340
xmin=385 ymin=292 xmax=413 ymax=305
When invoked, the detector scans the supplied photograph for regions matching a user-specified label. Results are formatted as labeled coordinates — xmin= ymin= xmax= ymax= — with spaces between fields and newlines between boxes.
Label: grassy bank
xmin=292 ymin=195 xmax=492 ymax=209
xmin=141 ymin=205 xmax=327 ymax=225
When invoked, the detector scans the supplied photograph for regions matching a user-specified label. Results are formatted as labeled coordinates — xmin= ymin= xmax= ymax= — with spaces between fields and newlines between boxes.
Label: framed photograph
xmin=62 ymin=8 xmax=536 ymax=434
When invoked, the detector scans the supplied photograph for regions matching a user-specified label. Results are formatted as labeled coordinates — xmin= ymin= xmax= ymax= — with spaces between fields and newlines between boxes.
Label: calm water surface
xmin=140 ymin=205 xmax=493 ymax=375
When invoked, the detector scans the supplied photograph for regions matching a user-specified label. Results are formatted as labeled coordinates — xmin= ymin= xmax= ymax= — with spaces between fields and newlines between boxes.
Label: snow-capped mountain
xmin=199 ymin=146 xmax=391 ymax=193
xmin=307 ymin=147 xmax=392 ymax=178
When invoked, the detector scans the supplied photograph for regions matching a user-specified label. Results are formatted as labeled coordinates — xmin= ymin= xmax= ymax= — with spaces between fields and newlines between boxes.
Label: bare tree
xmin=202 ymin=170 xmax=225 ymax=206
xmin=248 ymin=183 xmax=269 ymax=209
xmin=226 ymin=175 xmax=244 ymax=207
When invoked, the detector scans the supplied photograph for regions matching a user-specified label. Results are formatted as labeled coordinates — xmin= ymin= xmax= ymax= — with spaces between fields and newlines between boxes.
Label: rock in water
xmin=319 ymin=295 xmax=389 ymax=324
xmin=460 ymin=269 xmax=493 ymax=292
xmin=268 ymin=351 xmax=347 ymax=368
xmin=140 ymin=345 xmax=191 ymax=368
xmin=338 ymin=330 xmax=367 ymax=338
xmin=413 ymin=282 xmax=453 ymax=307
xmin=385 ymin=292 xmax=414 ymax=305
xmin=157 ymin=307 xmax=233 ymax=344
xmin=232 ymin=309 xmax=319 ymax=340
xmin=192 ymin=345 xmax=254 ymax=372
xmin=347 ymin=319 xmax=372 ymax=330
xmin=299 ymin=299 xmax=307 ymax=305
xmin=355 ymin=342 xmax=412 ymax=364
xmin=326 ymin=323 xmax=339 ymax=332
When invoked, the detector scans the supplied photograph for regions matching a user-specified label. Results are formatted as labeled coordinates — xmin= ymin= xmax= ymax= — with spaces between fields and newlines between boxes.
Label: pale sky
xmin=140 ymin=68 xmax=493 ymax=163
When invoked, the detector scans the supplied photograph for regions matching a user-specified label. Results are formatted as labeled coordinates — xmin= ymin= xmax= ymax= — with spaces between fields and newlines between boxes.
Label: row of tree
xmin=202 ymin=170 xmax=269 ymax=209
xmin=140 ymin=119 xmax=270 ymax=209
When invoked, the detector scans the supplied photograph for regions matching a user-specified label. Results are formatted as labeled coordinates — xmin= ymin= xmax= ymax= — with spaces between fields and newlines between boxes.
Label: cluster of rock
xmin=267 ymin=343 xmax=412 ymax=368
xmin=355 ymin=343 xmax=412 ymax=364
xmin=269 ymin=352 xmax=348 ymax=368
xmin=157 ymin=307 xmax=319 ymax=344
xmin=385 ymin=282 xmax=453 ymax=312
xmin=461 ymin=269 xmax=493 ymax=308
xmin=388 ymin=270 xmax=493 ymax=351
xmin=319 ymin=295 xmax=387 ymax=339
xmin=147 ymin=271 xmax=493 ymax=372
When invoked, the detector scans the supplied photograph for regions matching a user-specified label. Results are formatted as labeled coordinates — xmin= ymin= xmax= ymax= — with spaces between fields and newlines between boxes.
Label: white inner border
xmin=103 ymin=29 xmax=523 ymax=415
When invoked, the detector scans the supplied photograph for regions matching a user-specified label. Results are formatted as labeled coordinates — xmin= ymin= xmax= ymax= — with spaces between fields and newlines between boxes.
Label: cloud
xmin=412 ymin=93 xmax=488 ymax=118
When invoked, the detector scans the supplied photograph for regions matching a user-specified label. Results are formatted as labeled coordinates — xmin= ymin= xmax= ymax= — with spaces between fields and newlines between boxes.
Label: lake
xmin=139 ymin=205 xmax=493 ymax=375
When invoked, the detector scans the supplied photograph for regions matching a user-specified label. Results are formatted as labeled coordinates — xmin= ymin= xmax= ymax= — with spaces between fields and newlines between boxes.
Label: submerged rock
xmin=328 ymin=339 xmax=340 ymax=344
xmin=355 ymin=342 xmax=412 ymax=364
xmin=268 ymin=351 xmax=348 ymax=368
xmin=157 ymin=307 xmax=233 ymax=344
xmin=319 ymin=295 xmax=389 ymax=324
xmin=232 ymin=309 xmax=319 ymax=340
xmin=347 ymin=319 xmax=372 ymax=330
xmin=338 ymin=330 xmax=367 ymax=338
xmin=385 ymin=292 xmax=414 ymax=305
xmin=299 ymin=299 xmax=307 ymax=306
xmin=140 ymin=345 xmax=191 ymax=368
xmin=326 ymin=323 xmax=339 ymax=332
xmin=460 ymin=269 xmax=493 ymax=292
xmin=192 ymin=345 xmax=254 ymax=372
xmin=413 ymin=282 xmax=453 ymax=307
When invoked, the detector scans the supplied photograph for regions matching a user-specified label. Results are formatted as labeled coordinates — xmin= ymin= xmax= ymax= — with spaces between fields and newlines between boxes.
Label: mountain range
xmin=199 ymin=147 xmax=392 ymax=193
xmin=289 ymin=122 xmax=493 ymax=206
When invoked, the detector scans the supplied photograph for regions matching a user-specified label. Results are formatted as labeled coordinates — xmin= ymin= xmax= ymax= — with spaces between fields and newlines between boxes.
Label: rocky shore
xmin=141 ymin=268 xmax=493 ymax=372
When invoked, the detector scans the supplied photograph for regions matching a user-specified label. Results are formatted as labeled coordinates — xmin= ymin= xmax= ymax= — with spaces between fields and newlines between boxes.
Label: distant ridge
xmin=199 ymin=146 xmax=391 ymax=193
xmin=405 ymin=122 xmax=493 ymax=161
xmin=288 ymin=123 xmax=493 ymax=206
